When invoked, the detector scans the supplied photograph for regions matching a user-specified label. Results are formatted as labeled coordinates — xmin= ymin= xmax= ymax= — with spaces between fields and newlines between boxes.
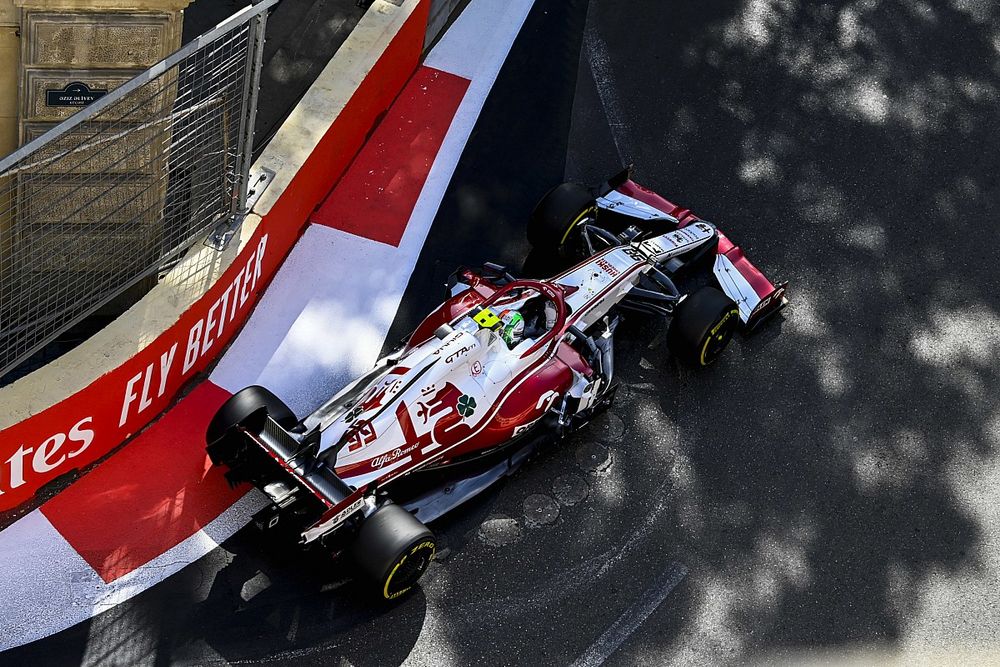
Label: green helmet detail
xmin=499 ymin=310 xmax=525 ymax=349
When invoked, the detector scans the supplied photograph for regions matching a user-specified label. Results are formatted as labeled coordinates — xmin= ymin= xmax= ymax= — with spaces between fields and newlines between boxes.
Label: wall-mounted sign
xmin=45 ymin=81 xmax=109 ymax=107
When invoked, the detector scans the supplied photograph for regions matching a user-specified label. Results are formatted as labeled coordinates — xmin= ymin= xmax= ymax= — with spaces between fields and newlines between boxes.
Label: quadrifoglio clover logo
xmin=457 ymin=394 xmax=477 ymax=418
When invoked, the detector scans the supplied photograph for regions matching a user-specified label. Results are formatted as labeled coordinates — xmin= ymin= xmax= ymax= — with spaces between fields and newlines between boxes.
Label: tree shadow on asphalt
xmin=214 ymin=1 xmax=999 ymax=662
xmin=364 ymin=1 xmax=1000 ymax=663
xmin=177 ymin=531 xmax=429 ymax=666
xmin=570 ymin=0 xmax=1000 ymax=662
xmin=10 ymin=1 xmax=1000 ymax=665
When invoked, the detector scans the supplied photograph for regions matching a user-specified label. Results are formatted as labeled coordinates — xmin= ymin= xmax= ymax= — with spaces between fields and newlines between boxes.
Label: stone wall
xmin=0 ymin=1 xmax=17 ymax=160
xmin=2 ymin=0 xmax=191 ymax=320
xmin=15 ymin=0 xmax=188 ymax=145
xmin=0 ymin=1 xmax=16 ymax=277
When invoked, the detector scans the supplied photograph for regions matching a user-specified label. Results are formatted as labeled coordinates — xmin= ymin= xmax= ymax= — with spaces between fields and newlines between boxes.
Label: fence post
xmin=237 ymin=1 xmax=270 ymax=218
xmin=206 ymin=1 xmax=271 ymax=252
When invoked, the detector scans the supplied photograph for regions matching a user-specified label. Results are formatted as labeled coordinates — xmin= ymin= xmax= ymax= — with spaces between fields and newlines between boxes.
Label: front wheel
xmin=352 ymin=503 xmax=436 ymax=601
xmin=527 ymin=182 xmax=595 ymax=251
xmin=667 ymin=287 xmax=740 ymax=366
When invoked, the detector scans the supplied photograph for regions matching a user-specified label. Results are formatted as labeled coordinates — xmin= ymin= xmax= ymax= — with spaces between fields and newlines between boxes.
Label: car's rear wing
xmin=208 ymin=412 xmax=365 ymax=541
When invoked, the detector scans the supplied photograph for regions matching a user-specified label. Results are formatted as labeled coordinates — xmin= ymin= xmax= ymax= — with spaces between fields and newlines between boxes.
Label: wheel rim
xmin=699 ymin=308 xmax=739 ymax=366
xmin=383 ymin=540 xmax=436 ymax=600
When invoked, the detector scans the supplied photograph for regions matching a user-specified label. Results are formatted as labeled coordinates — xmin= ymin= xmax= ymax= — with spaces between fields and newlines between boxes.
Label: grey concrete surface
xmin=8 ymin=0 xmax=1000 ymax=665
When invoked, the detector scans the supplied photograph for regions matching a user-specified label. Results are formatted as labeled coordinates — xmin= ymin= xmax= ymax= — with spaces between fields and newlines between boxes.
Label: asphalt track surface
xmin=9 ymin=0 xmax=1000 ymax=664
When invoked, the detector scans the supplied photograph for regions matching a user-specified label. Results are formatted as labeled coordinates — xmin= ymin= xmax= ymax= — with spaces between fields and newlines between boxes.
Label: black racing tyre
xmin=528 ymin=182 xmax=595 ymax=250
xmin=206 ymin=385 xmax=297 ymax=445
xmin=352 ymin=503 xmax=436 ymax=601
xmin=667 ymin=286 xmax=740 ymax=367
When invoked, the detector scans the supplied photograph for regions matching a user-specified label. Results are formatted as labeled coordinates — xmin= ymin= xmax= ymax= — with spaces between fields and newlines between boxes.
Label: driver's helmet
xmin=498 ymin=309 xmax=525 ymax=349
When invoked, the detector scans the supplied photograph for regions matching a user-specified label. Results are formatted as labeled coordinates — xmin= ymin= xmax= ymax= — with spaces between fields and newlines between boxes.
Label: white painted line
xmin=210 ymin=225 xmax=404 ymax=416
xmin=570 ymin=562 xmax=688 ymax=667
xmin=0 ymin=0 xmax=540 ymax=651
xmin=0 ymin=491 xmax=266 ymax=651
xmin=0 ymin=510 xmax=94 ymax=652
xmin=212 ymin=0 xmax=538 ymax=418
xmin=383 ymin=0 xmax=537 ymax=338
xmin=424 ymin=0 xmax=530 ymax=79
xmin=583 ymin=24 xmax=635 ymax=165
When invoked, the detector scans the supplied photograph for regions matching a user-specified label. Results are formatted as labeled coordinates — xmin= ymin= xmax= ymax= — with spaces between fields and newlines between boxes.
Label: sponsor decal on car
xmin=301 ymin=495 xmax=370 ymax=544
xmin=414 ymin=382 xmax=462 ymax=424
xmin=444 ymin=345 xmax=474 ymax=364
xmin=596 ymin=257 xmax=619 ymax=277
xmin=710 ymin=309 xmax=736 ymax=335
xmin=748 ymin=283 xmax=787 ymax=321
xmin=623 ymin=246 xmax=646 ymax=262
xmin=329 ymin=497 xmax=366 ymax=525
xmin=345 ymin=419 xmax=377 ymax=452
xmin=372 ymin=442 xmax=420 ymax=469
xmin=456 ymin=394 xmax=477 ymax=418
xmin=535 ymin=390 xmax=559 ymax=411
xmin=434 ymin=332 xmax=476 ymax=364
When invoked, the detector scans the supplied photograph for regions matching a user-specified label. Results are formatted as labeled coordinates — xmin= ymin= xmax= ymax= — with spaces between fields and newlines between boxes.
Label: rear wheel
xmin=667 ymin=287 xmax=740 ymax=366
xmin=352 ymin=503 xmax=436 ymax=600
xmin=528 ymin=182 xmax=595 ymax=250
xmin=206 ymin=385 xmax=297 ymax=445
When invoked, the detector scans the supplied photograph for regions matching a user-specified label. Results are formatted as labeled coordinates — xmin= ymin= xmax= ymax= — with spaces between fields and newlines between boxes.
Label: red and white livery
xmin=206 ymin=168 xmax=787 ymax=600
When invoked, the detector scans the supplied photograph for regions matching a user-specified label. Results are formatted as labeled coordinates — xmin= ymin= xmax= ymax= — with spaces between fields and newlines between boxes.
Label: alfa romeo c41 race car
xmin=206 ymin=168 xmax=787 ymax=600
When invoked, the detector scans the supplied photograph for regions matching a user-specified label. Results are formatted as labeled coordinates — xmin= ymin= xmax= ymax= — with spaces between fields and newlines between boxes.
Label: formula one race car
xmin=206 ymin=167 xmax=787 ymax=600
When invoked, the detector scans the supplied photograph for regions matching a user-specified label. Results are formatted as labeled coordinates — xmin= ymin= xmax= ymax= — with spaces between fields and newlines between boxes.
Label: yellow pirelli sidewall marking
xmin=559 ymin=206 xmax=596 ymax=246
xmin=383 ymin=540 xmax=437 ymax=600
xmin=700 ymin=308 xmax=738 ymax=366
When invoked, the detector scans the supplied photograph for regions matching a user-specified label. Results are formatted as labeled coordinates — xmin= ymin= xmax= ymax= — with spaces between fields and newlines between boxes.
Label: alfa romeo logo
xmin=457 ymin=394 xmax=477 ymax=418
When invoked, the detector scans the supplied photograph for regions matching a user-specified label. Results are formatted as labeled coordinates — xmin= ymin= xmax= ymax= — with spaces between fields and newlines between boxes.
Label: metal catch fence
xmin=0 ymin=0 xmax=279 ymax=379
